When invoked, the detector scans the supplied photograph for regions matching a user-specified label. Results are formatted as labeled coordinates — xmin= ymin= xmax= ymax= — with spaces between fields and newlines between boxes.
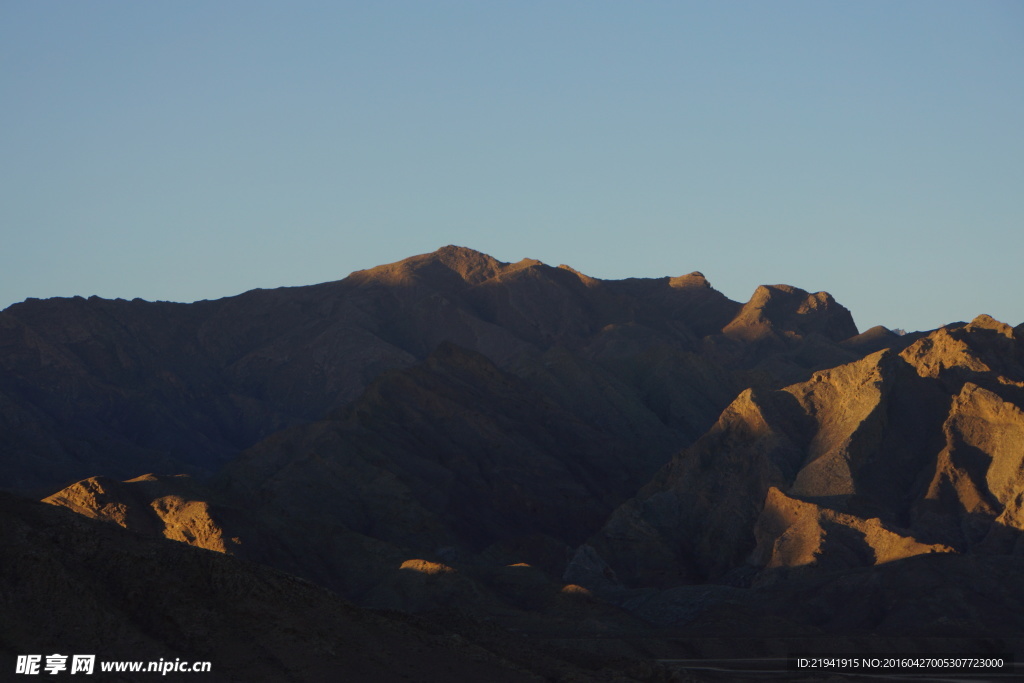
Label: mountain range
xmin=4 ymin=246 xmax=1023 ymax=680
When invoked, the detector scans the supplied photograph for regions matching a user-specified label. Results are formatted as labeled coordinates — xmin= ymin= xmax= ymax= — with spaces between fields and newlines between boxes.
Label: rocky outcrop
xmin=723 ymin=284 xmax=858 ymax=346
xmin=915 ymin=381 xmax=1024 ymax=551
xmin=42 ymin=474 xmax=236 ymax=553
xmin=592 ymin=385 xmax=812 ymax=586
xmin=588 ymin=317 xmax=1024 ymax=589
xmin=752 ymin=486 xmax=954 ymax=575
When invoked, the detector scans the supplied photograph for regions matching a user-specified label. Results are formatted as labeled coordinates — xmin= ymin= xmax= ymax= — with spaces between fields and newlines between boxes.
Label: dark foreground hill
xmin=0 ymin=491 xmax=670 ymax=682
xmin=5 ymin=246 xmax=1024 ymax=678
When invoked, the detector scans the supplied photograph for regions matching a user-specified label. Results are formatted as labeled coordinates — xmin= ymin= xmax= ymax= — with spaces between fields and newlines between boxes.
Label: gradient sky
xmin=3 ymin=1 xmax=1022 ymax=333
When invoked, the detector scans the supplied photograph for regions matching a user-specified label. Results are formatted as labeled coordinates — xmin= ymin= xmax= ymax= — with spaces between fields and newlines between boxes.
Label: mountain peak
xmin=556 ymin=264 xmax=601 ymax=287
xmin=350 ymin=245 xmax=513 ymax=289
xmin=432 ymin=244 xmax=491 ymax=261
xmin=414 ymin=245 xmax=508 ymax=285
xmin=669 ymin=271 xmax=712 ymax=289
xmin=967 ymin=314 xmax=1016 ymax=339
xmin=723 ymin=283 xmax=858 ymax=343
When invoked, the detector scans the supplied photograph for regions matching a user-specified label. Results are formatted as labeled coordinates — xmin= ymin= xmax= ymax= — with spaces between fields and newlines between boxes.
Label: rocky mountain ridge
xmin=577 ymin=314 xmax=1024 ymax=611
xmin=2 ymin=245 xmax=867 ymax=496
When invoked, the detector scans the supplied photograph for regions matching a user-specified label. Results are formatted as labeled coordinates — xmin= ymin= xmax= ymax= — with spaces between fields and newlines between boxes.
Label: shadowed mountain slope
xmin=39 ymin=341 xmax=700 ymax=599
xmin=2 ymin=246 xmax=871 ymax=495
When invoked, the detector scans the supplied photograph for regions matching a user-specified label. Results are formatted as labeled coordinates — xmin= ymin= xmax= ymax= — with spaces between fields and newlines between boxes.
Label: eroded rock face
xmin=43 ymin=474 xmax=236 ymax=553
xmin=914 ymin=382 xmax=1024 ymax=549
xmin=900 ymin=314 xmax=1024 ymax=388
xmin=592 ymin=386 xmax=811 ymax=585
xmin=587 ymin=317 xmax=1024 ymax=587
xmin=752 ymin=487 xmax=954 ymax=577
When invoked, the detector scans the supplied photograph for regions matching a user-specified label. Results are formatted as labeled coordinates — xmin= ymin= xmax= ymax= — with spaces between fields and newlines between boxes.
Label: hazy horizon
xmin=3 ymin=1 xmax=1022 ymax=333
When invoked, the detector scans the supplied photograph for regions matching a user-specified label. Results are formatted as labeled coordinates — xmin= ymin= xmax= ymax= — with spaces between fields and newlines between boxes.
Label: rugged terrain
xmin=4 ymin=246 xmax=1023 ymax=679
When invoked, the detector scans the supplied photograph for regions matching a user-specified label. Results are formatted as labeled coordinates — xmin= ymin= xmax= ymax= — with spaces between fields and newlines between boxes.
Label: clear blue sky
xmin=3 ymin=1 xmax=1022 ymax=333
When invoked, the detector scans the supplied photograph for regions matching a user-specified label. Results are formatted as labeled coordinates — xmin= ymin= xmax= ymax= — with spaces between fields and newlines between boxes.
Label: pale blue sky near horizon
xmin=2 ymin=1 xmax=1022 ymax=333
